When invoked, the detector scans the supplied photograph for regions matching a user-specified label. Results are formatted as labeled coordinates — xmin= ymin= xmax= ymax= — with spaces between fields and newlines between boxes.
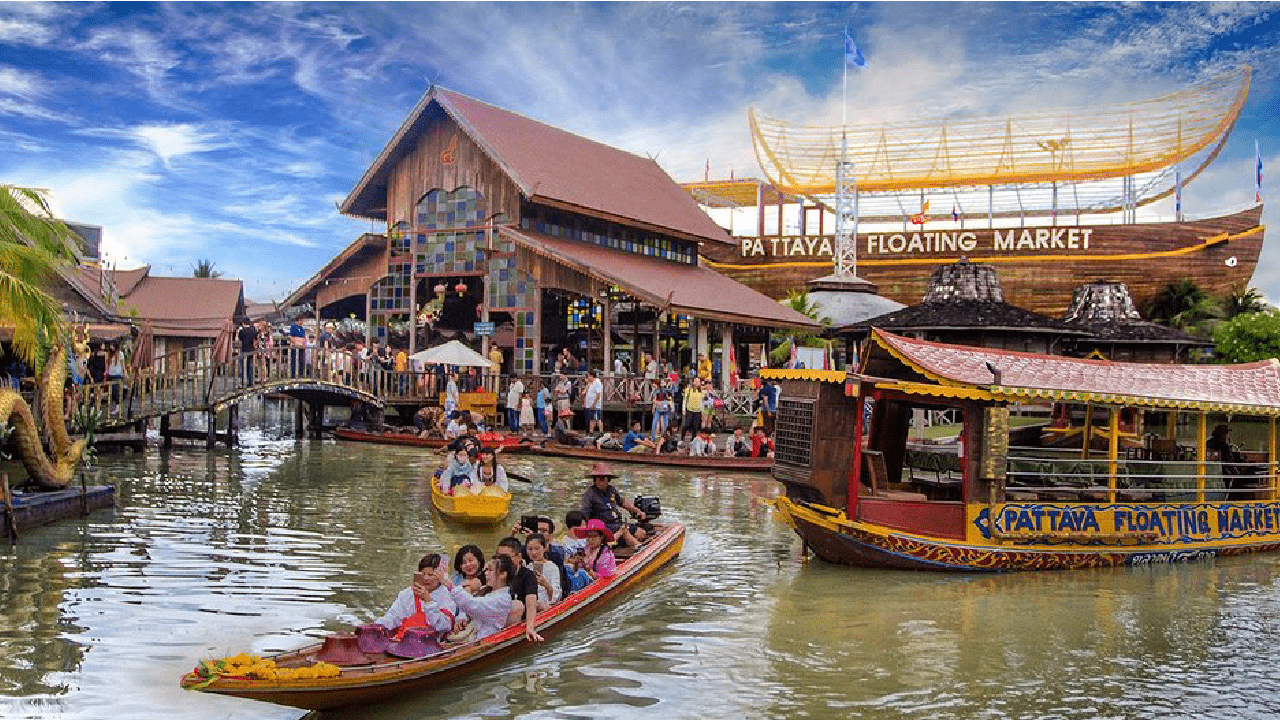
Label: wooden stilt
xmin=294 ymin=401 xmax=305 ymax=437
xmin=160 ymin=414 xmax=172 ymax=449
xmin=2 ymin=473 xmax=17 ymax=541
xmin=226 ymin=404 xmax=238 ymax=448
xmin=205 ymin=411 xmax=216 ymax=449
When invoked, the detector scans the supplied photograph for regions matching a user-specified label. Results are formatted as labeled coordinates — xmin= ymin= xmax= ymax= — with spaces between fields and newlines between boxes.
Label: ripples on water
xmin=2 ymin=408 xmax=1280 ymax=719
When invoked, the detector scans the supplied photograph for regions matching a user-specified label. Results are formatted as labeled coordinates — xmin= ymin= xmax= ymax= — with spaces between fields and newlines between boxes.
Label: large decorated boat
xmin=530 ymin=442 xmax=773 ymax=472
xmin=768 ymin=330 xmax=1280 ymax=571
xmin=687 ymin=67 xmax=1265 ymax=315
xmin=179 ymin=522 xmax=684 ymax=710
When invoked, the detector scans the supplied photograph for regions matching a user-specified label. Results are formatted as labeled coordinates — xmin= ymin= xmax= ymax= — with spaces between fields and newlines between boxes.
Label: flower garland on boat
xmin=186 ymin=652 xmax=340 ymax=689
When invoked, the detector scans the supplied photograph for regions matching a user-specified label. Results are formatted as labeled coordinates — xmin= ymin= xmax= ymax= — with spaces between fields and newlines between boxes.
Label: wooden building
xmin=324 ymin=86 xmax=816 ymax=382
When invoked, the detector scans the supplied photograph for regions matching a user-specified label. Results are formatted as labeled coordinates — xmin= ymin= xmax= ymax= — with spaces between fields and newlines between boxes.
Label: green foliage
xmin=769 ymin=290 xmax=831 ymax=365
xmin=1213 ymin=309 xmax=1280 ymax=363
xmin=1222 ymin=284 xmax=1269 ymax=319
xmin=192 ymin=259 xmax=223 ymax=278
xmin=1144 ymin=279 xmax=1220 ymax=336
xmin=0 ymin=185 xmax=77 ymax=367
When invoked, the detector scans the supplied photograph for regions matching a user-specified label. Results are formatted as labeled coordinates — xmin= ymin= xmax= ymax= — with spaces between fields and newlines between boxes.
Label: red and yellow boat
xmin=180 ymin=522 xmax=684 ymax=710
xmin=334 ymin=426 xmax=533 ymax=453
xmin=769 ymin=330 xmax=1280 ymax=571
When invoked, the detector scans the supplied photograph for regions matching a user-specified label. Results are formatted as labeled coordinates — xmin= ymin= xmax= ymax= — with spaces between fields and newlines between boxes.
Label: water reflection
xmin=2 ymin=414 xmax=1280 ymax=719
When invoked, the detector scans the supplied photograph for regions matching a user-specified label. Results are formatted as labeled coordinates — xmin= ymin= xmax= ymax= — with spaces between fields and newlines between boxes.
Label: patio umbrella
xmin=130 ymin=319 xmax=154 ymax=372
xmin=408 ymin=340 xmax=494 ymax=368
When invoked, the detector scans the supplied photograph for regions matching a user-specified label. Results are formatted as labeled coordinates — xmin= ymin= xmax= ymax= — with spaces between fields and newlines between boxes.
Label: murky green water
xmin=3 ymin=403 xmax=1280 ymax=719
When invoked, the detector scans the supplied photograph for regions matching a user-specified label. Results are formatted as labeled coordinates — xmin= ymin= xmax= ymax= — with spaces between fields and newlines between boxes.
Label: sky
xmin=0 ymin=2 xmax=1277 ymax=305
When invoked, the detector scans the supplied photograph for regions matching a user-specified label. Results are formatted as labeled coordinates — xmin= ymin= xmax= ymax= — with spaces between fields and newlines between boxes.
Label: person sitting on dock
xmin=443 ymin=555 xmax=524 ymax=642
xmin=436 ymin=448 xmax=478 ymax=495
xmin=375 ymin=553 xmax=458 ymax=641
xmin=727 ymin=426 xmax=751 ymax=457
xmin=621 ymin=421 xmax=655 ymax=453
xmin=415 ymin=405 xmax=443 ymax=438
xmin=689 ymin=431 xmax=715 ymax=457
xmin=578 ymin=463 xmax=645 ymax=549
xmin=750 ymin=426 xmax=775 ymax=458
xmin=657 ymin=427 xmax=681 ymax=454
xmin=595 ymin=428 xmax=622 ymax=451
xmin=471 ymin=448 xmax=510 ymax=494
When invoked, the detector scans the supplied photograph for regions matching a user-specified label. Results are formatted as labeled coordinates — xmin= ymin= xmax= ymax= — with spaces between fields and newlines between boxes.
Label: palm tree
xmin=192 ymin=259 xmax=223 ymax=278
xmin=0 ymin=185 xmax=78 ymax=366
xmin=1144 ymin=279 xmax=1221 ymax=336
xmin=1222 ymin=284 xmax=1269 ymax=318
xmin=769 ymin=289 xmax=831 ymax=365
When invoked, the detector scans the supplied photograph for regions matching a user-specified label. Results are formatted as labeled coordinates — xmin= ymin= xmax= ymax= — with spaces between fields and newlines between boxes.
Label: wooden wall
xmin=384 ymin=105 xmax=524 ymax=226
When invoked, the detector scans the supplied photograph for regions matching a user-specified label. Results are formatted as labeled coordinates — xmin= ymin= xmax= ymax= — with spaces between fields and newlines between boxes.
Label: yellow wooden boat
xmin=429 ymin=484 xmax=511 ymax=524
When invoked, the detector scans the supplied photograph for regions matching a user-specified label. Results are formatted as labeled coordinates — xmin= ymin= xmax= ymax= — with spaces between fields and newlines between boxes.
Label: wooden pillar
xmin=653 ymin=309 xmax=662 ymax=374
xmin=1107 ymin=406 xmax=1119 ymax=503
xmin=1195 ymin=412 xmax=1207 ymax=502
xmin=227 ymin=404 xmax=238 ymax=448
xmin=205 ymin=411 xmax=216 ymax=449
xmin=720 ymin=324 xmax=734 ymax=394
xmin=1270 ymin=415 xmax=1278 ymax=502
xmin=1081 ymin=404 xmax=1093 ymax=459
xmin=310 ymin=403 xmax=324 ymax=439
xmin=160 ymin=413 xmax=172 ymax=449
xmin=294 ymin=401 xmax=305 ymax=437
xmin=694 ymin=320 xmax=709 ymax=371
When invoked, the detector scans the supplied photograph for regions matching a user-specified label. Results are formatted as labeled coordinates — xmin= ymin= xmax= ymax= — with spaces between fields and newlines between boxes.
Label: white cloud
xmin=129 ymin=123 xmax=224 ymax=167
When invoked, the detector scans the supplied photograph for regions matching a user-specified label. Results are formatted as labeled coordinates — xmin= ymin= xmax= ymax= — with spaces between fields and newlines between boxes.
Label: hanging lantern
xmin=454 ymin=282 xmax=467 ymax=296
xmin=433 ymin=283 xmax=447 ymax=295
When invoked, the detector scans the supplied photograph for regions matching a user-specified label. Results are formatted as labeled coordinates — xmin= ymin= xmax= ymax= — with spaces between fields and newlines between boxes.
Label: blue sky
xmin=0 ymin=2 xmax=1277 ymax=304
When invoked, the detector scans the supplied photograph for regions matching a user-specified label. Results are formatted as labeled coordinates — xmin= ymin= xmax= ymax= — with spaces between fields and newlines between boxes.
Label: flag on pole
xmin=1175 ymin=167 xmax=1182 ymax=219
xmin=1256 ymin=139 xmax=1264 ymax=204
xmin=951 ymin=205 xmax=959 ymax=222
xmin=910 ymin=200 xmax=930 ymax=225
xmin=844 ymin=31 xmax=866 ymax=67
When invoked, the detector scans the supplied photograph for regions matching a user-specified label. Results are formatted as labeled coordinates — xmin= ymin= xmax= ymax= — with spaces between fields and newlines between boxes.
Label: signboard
xmin=473 ymin=322 xmax=494 ymax=336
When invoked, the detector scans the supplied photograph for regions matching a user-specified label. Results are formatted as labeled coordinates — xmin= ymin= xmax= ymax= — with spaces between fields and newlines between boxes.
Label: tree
xmin=1144 ymin=279 xmax=1220 ymax=336
xmin=769 ymin=290 xmax=831 ymax=366
xmin=192 ymin=259 xmax=223 ymax=278
xmin=1213 ymin=309 xmax=1280 ymax=363
xmin=0 ymin=185 xmax=77 ymax=366
xmin=1221 ymin=284 xmax=1269 ymax=319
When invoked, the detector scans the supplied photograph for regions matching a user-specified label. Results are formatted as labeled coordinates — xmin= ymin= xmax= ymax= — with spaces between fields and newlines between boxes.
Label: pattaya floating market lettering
xmin=739 ymin=227 xmax=1095 ymax=258
xmin=989 ymin=502 xmax=1280 ymax=542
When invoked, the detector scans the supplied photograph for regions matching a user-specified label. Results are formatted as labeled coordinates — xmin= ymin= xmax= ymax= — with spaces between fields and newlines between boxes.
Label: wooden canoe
xmin=530 ymin=442 xmax=773 ymax=472
xmin=430 ymin=484 xmax=511 ymax=525
xmin=333 ymin=427 xmax=534 ymax=453
xmin=179 ymin=522 xmax=685 ymax=710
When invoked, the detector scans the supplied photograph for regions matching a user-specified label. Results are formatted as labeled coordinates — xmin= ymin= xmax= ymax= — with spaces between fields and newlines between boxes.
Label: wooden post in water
xmin=294 ymin=401 xmax=305 ymax=437
xmin=226 ymin=404 xmax=238 ymax=448
xmin=205 ymin=411 xmax=216 ymax=449
xmin=310 ymin=403 xmax=324 ymax=438
xmin=160 ymin=413 xmax=172 ymax=449
xmin=2 ymin=473 xmax=16 ymax=541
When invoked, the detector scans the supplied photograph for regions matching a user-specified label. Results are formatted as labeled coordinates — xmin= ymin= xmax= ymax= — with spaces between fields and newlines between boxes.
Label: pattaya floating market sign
xmin=739 ymin=227 xmax=1097 ymax=258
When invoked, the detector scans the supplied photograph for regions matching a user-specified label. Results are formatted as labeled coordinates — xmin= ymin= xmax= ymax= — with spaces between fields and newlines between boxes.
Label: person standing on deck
xmin=237 ymin=317 xmax=257 ymax=383
xmin=506 ymin=375 xmax=525 ymax=432
xmin=583 ymin=369 xmax=604 ymax=433
xmin=536 ymin=382 xmax=552 ymax=435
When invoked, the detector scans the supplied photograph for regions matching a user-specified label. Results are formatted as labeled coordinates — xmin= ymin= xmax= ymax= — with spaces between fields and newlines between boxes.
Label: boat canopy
xmin=865 ymin=328 xmax=1280 ymax=415
xmin=750 ymin=66 xmax=1251 ymax=195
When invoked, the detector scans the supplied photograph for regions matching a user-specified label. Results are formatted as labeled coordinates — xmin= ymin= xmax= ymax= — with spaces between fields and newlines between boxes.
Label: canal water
xmin=3 ymin=407 xmax=1280 ymax=719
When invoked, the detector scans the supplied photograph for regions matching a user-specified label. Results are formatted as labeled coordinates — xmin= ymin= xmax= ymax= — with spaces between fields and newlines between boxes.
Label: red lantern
xmin=454 ymin=282 xmax=467 ymax=296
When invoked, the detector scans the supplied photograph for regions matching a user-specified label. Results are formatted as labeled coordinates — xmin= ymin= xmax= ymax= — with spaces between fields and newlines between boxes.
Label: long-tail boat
xmin=179 ymin=522 xmax=684 ymax=710
xmin=768 ymin=330 xmax=1280 ymax=571
xmin=334 ymin=426 xmax=533 ymax=453
xmin=531 ymin=442 xmax=773 ymax=472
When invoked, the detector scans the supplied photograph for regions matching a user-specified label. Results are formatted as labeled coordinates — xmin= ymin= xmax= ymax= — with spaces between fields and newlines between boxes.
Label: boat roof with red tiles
xmin=869 ymin=328 xmax=1280 ymax=413
xmin=341 ymin=86 xmax=731 ymax=245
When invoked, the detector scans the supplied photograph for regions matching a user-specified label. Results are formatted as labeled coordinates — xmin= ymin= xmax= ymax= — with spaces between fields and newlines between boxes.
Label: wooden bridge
xmin=68 ymin=344 xmax=762 ymax=446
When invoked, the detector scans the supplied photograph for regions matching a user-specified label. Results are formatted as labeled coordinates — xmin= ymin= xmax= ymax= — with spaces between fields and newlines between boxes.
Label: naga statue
xmin=0 ymin=346 xmax=87 ymax=491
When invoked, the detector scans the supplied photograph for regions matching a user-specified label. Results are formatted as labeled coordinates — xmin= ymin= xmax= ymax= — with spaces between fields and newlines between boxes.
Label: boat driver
xmin=577 ymin=462 xmax=646 ymax=549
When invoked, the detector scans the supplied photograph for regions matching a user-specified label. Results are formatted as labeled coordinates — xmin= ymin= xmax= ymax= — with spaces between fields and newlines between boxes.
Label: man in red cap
xmin=578 ymin=462 xmax=646 ymax=549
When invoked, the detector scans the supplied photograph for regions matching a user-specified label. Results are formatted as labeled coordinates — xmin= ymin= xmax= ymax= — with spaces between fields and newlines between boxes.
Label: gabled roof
xmin=282 ymin=233 xmax=385 ymax=308
xmin=839 ymin=300 xmax=1089 ymax=336
xmin=113 ymin=273 xmax=245 ymax=338
xmin=870 ymin=328 xmax=1280 ymax=414
xmin=342 ymin=86 xmax=731 ymax=245
xmin=110 ymin=266 xmax=149 ymax=296
xmin=502 ymin=227 xmax=818 ymax=330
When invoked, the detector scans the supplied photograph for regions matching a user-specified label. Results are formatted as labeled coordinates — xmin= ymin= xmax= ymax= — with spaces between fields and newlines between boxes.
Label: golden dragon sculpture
xmin=1 ymin=346 xmax=87 ymax=491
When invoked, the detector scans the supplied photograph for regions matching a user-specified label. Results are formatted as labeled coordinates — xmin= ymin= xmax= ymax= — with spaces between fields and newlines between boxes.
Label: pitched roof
xmin=109 ymin=266 xmax=149 ymax=296
xmin=839 ymin=300 xmax=1087 ymax=335
xmin=871 ymin=329 xmax=1280 ymax=413
xmin=342 ymin=87 xmax=731 ymax=245
xmin=113 ymin=274 xmax=245 ymax=338
xmin=501 ymin=227 xmax=818 ymax=330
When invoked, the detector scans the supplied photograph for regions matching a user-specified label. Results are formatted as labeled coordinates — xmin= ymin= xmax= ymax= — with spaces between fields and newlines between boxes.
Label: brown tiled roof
xmin=873 ymin=328 xmax=1280 ymax=410
xmin=110 ymin=266 xmax=149 ymax=296
xmin=839 ymin=300 xmax=1087 ymax=335
xmin=115 ymin=275 xmax=245 ymax=338
xmin=342 ymin=87 xmax=731 ymax=245
xmin=502 ymin=227 xmax=818 ymax=330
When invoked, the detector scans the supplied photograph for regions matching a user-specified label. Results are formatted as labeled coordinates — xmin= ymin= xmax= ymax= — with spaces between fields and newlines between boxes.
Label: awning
xmin=500 ymin=227 xmax=819 ymax=331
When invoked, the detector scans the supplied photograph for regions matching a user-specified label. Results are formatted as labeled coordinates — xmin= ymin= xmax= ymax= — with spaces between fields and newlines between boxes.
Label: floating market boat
xmin=768 ymin=330 xmax=1280 ymax=571
xmin=334 ymin=427 xmax=533 ymax=453
xmin=530 ymin=442 xmax=773 ymax=472
xmin=429 ymin=483 xmax=512 ymax=524
xmin=179 ymin=522 xmax=685 ymax=710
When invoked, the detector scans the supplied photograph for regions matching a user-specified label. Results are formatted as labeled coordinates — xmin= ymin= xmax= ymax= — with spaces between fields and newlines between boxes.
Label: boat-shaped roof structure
xmin=867 ymin=328 xmax=1280 ymax=415
xmin=750 ymin=67 xmax=1251 ymax=196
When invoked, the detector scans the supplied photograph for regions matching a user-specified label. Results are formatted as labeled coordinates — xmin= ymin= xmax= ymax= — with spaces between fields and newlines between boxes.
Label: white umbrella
xmin=409 ymin=340 xmax=494 ymax=368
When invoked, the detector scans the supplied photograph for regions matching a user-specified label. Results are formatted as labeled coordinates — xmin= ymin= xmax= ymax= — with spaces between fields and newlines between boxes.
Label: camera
xmin=633 ymin=496 xmax=661 ymax=519
xmin=519 ymin=515 xmax=541 ymax=532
